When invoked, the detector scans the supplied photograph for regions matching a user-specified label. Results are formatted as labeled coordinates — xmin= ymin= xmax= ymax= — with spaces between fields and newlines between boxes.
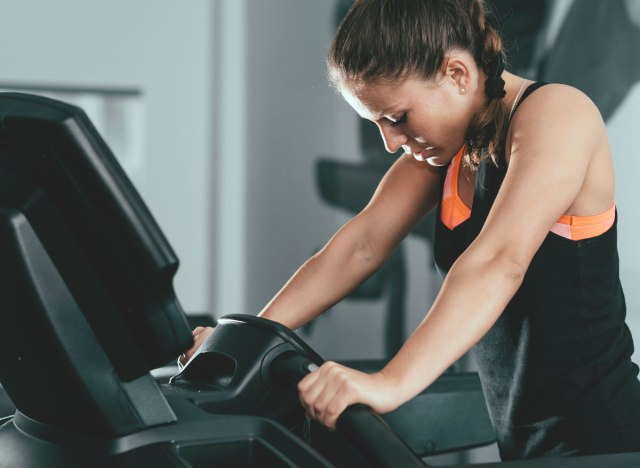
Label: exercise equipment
xmin=0 ymin=92 xmax=638 ymax=467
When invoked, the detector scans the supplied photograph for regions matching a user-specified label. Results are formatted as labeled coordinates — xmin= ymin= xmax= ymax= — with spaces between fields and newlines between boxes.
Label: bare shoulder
xmin=471 ymin=83 xmax=612 ymax=269
xmin=516 ymin=83 xmax=600 ymax=115
xmin=506 ymin=83 xmax=606 ymax=163
xmin=503 ymin=82 xmax=613 ymax=219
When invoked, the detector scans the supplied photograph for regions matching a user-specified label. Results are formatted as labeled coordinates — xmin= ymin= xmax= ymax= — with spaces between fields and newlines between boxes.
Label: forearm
xmin=258 ymin=221 xmax=386 ymax=330
xmin=381 ymin=251 xmax=524 ymax=408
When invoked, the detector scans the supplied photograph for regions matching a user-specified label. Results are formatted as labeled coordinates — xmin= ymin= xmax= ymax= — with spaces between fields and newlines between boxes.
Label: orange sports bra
xmin=441 ymin=147 xmax=615 ymax=241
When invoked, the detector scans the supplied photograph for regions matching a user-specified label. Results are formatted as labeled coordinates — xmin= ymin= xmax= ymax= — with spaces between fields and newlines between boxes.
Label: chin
xmin=426 ymin=156 xmax=446 ymax=167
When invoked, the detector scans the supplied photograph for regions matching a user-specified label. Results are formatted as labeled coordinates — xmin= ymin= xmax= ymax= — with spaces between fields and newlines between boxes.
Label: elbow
xmin=498 ymin=255 xmax=527 ymax=284
xmin=352 ymin=235 xmax=383 ymax=268
xmin=339 ymin=220 xmax=387 ymax=269
xmin=454 ymin=248 xmax=527 ymax=288
xmin=486 ymin=247 xmax=528 ymax=288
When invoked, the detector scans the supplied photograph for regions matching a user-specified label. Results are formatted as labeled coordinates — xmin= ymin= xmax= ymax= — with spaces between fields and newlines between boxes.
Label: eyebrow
xmin=373 ymin=106 xmax=400 ymax=121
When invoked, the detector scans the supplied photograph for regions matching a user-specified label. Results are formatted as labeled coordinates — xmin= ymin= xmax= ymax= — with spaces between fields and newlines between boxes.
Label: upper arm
xmin=351 ymin=152 xmax=441 ymax=260
xmin=466 ymin=85 xmax=606 ymax=271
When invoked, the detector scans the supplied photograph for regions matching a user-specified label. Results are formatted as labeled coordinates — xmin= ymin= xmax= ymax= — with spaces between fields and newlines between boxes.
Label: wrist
xmin=372 ymin=370 xmax=403 ymax=413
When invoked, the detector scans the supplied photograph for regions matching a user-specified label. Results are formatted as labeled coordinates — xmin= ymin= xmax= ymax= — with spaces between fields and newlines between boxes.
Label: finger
xmin=314 ymin=388 xmax=340 ymax=428
xmin=299 ymin=375 xmax=328 ymax=421
xmin=192 ymin=326 xmax=205 ymax=335
xmin=316 ymin=369 xmax=351 ymax=428
xmin=298 ymin=369 xmax=320 ymax=417
xmin=198 ymin=327 xmax=215 ymax=342
xmin=180 ymin=329 xmax=214 ymax=363
xmin=321 ymin=364 xmax=360 ymax=428
xmin=325 ymin=389 xmax=350 ymax=430
xmin=179 ymin=352 xmax=188 ymax=366
xmin=297 ymin=364 xmax=321 ymax=392
xmin=189 ymin=336 xmax=204 ymax=355
xmin=182 ymin=349 xmax=194 ymax=362
xmin=192 ymin=328 xmax=214 ymax=349
xmin=301 ymin=362 xmax=344 ymax=423
xmin=183 ymin=340 xmax=203 ymax=361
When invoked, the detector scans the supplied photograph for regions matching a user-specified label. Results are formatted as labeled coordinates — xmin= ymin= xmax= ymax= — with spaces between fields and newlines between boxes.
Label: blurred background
xmin=0 ymin=0 xmax=639 ymax=464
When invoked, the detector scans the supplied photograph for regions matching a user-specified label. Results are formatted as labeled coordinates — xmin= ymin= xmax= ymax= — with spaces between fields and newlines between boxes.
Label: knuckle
xmin=313 ymin=397 xmax=328 ymax=413
xmin=323 ymin=361 xmax=337 ymax=371
xmin=297 ymin=379 xmax=310 ymax=393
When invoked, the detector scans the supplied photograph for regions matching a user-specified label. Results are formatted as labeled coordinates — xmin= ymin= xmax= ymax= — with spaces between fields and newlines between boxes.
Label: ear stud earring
xmin=459 ymin=88 xmax=466 ymax=94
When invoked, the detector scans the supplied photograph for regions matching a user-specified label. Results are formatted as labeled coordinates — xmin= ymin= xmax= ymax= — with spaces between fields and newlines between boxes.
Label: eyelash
xmin=389 ymin=113 xmax=407 ymax=127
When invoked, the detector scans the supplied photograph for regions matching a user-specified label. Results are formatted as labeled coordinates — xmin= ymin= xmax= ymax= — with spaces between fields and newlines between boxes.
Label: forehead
xmin=340 ymin=77 xmax=432 ymax=120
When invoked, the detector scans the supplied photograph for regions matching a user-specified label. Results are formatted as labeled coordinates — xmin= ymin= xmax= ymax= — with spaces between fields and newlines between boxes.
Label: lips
xmin=412 ymin=146 xmax=435 ymax=161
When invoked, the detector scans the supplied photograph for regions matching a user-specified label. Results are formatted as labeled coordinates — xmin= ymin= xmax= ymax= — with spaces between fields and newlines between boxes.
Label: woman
xmin=183 ymin=0 xmax=640 ymax=460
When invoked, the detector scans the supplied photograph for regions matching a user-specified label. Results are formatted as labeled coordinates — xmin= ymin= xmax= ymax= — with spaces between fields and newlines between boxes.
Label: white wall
xmin=0 ymin=0 xmax=215 ymax=312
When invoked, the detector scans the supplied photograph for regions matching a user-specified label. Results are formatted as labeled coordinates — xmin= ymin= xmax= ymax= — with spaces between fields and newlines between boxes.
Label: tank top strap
xmin=510 ymin=81 xmax=548 ymax=119
xmin=494 ymin=81 xmax=549 ymax=169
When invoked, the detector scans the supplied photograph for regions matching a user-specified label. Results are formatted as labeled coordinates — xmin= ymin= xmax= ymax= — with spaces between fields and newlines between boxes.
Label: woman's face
xmin=341 ymin=63 xmax=481 ymax=166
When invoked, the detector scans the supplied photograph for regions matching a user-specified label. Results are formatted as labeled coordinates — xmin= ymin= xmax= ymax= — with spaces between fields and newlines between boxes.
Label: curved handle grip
xmin=269 ymin=352 xmax=426 ymax=468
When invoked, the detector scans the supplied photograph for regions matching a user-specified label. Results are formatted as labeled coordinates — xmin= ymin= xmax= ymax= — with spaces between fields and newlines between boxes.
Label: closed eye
xmin=389 ymin=113 xmax=407 ymax=127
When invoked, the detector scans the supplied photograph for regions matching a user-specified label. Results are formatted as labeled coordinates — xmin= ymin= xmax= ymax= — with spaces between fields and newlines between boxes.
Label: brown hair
xmin=328 ymin=0 xmax=509 ymax=168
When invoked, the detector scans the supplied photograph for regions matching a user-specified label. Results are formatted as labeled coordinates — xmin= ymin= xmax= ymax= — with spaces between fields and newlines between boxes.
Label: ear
xmin=443 ymin=51 xmax=474 ymax=93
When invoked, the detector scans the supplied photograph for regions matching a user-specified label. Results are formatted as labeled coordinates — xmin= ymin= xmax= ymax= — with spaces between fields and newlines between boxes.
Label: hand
xmin=297 ymin=361 xmax=399 ymax=430
xmin=179 ymin=326 xmax=215 ymax=366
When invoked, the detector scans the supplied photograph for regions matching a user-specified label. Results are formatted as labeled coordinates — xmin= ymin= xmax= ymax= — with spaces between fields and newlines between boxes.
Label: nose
xmin=376 ymin=121 xmax=408 ymax=154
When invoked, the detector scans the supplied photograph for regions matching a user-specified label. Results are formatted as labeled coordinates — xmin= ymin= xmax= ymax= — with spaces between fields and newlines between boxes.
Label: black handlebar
xmin=270 ymin=351 xmax=426 ymax=468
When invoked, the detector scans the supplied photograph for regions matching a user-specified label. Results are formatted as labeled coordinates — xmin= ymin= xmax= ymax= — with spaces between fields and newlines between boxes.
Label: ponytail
xmin=464 ymin=0 xmax=510 ymax=168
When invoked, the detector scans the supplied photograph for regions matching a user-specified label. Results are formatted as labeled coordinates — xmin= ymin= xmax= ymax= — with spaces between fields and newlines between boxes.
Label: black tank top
xmin=433 ymin=82 xmax=640 ymax=460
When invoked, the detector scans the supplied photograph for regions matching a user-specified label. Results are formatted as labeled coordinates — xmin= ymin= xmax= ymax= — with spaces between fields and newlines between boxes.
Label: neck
xmin=501 ymin=71 xmax=527 ymax=109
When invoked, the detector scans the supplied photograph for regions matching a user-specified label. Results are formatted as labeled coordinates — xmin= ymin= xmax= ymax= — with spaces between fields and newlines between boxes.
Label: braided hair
xmin=328 ymin=0 xmax=510 ymax=168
